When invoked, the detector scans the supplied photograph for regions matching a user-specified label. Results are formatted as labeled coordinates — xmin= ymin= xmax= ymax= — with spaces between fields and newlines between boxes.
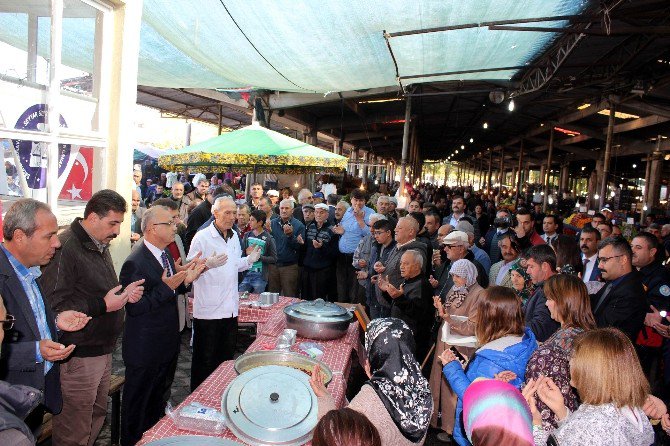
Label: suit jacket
xmin=591 ymin=271 xmax=647 ymax=341
xmin=525 ymin=284 xmax=560 ymax=343
xmin=120 ymin=243 xmax=184 ymax=367
xmin=0 ymin=248 xmax=61 ymax=413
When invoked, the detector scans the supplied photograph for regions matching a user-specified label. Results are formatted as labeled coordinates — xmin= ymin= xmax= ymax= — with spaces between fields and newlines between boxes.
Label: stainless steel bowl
xmin=234 ymin=350 xmax=332 ymax=385
xmin=283 ymin=299 xmax=353 ymax=340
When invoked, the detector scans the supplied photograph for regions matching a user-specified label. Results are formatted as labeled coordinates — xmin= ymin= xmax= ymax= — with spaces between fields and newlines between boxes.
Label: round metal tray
xmin=234 ymin=350 xmax=332 ymax=386
xmin=222 ymin=365 xmax=318 ymax=445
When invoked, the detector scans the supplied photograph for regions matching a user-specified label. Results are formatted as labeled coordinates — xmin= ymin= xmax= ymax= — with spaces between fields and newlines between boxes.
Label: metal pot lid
xmin=222 ymin=365 xmax=317 ymax=445
xmin=234 ymin=350 xmax=333 ymax=385
xmin=284 ymin=298 xmax=352 ymax=323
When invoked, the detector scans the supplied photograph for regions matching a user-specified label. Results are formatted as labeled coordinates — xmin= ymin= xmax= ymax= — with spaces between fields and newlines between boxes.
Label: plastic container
xmin=165 ymin=401 xmax=227 ymax=435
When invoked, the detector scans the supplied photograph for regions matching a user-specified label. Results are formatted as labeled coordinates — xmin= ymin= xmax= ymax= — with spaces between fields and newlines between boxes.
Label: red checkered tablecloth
xmin=137 ymin=300 xmax=360 ymax=446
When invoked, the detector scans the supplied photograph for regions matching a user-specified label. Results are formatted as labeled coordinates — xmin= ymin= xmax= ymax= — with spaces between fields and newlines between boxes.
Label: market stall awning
xmin=158 ymin=124 xmax=348 ymax=173
xmin=0 ymin=0 xmax=589 ymax=93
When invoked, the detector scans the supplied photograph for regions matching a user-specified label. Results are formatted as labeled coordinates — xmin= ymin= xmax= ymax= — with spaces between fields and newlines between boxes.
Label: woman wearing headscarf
xmin=429 ymin=259 xmax=485 ymax=441
xmin=311 ymin=318 xmax=433 ymax=446
xmin=509 ymin=259 xmax=534 ymax=306
xmin=462 ymin=379 xmax=534 ymax=446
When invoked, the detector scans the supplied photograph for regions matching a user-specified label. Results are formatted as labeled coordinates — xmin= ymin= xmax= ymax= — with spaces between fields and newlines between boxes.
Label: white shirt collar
xmin=144 ymin=239 xmax=166 ymax=266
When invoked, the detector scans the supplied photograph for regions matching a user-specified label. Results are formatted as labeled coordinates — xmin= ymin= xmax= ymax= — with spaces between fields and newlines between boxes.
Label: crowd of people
xmin=2 ymin=168 xmax=670 ymax=446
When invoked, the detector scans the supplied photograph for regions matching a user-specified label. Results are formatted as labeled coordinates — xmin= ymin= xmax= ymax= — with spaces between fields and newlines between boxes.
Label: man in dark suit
xmin=120 ymin=205 xmax=205 ymax=445
xmin=580 ymin=226 xmax=602 ymax=282
xmin=0 ymin=199 xmax=90 ymax=431
xmin=524 ymin=244 xmax=561 ymax=342
xmin=591 ymin=236 xmax=647 ymax=341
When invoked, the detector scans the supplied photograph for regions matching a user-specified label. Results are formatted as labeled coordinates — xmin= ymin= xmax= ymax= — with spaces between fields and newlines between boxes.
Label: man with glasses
xmin=41 ymin=190 xmax=145 ymax=446
xmin=591 ymin=236 xmax=647 ymax=341
xmin=120 ymin=206 xmax=206 ymax=446
xmin=366 ymin=219 xmax=397 ymax=318
xmin=0 ymin=199 xmax=92 ymax=432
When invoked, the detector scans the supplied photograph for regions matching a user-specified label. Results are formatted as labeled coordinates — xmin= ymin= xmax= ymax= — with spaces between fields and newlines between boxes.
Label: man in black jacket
xmin=591 ymin=236 xmax=647 ymax=341
xmin=40 ymin=190 xmax=144 ymax=446
xmin=524 ymin=244 xmax=560 ymax=342
xmin=182 ymin=186 xmax=226 ymax=253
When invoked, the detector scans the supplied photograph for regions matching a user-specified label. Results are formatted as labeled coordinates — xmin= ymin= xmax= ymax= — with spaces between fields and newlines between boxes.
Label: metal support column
xmin=514 ymin=140 xmax=524 ymax=205
xmin=543 ymin=129 xmax=554 ymax=212
xmin=399 ymin=98 xmax=411 ymax=198
xmin=599 ymin=105 xmax=615 ymax=209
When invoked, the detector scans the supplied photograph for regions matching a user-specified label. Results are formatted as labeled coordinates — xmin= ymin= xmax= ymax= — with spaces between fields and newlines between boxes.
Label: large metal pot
xmin=234 ymin=350 xmax=333 ymax=385
xmin=283 ymin=299 xmax=353 ymax=340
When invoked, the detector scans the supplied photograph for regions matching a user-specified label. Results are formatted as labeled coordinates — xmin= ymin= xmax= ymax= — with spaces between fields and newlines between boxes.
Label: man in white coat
xmin=187 ymin=197 xmax=260 ymax=390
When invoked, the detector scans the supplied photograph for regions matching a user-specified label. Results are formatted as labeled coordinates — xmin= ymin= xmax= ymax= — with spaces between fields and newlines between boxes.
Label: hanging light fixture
xmin=594 ymin=193 xmax=600 ymax=200
xmin=461 ymin=145 xmax=465 ymax=150
xmin=483 ymin=122 xmax=488 ymax=129
xmin=469 ymin=138 xmax=474 ymax=143
xmin=508 ymin=99 xmax=515 ymax=112
xmin=294 ymin=181 xmax=299 ymax=188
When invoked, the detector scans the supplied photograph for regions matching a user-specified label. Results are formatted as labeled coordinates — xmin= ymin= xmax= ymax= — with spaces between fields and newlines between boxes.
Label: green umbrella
xmin=158 ymin=124 xmax=348 ymax=174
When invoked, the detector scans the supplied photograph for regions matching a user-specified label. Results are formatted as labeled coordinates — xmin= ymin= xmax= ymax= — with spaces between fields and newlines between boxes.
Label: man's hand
xmin=176 ymin=252 xmax=202 ymax=272
xmin=264 ymin=219 xmax=272 ymax=232
xmin=247 ymin=245 xmax=262 ymax=263
xmin=479 ymin=236 xmax=486 ymax=246
xmin=429 ymin=275 xmax=439 ymax=288
xmin=373 ymin=261 xmax=385 ymax=274
xmin=645 ymin=305 xmax=663 ymax=327
xmin=312 ymin=239 xmax=323 ymax=249
xmin=643 ymin=394 xmax=667 ymax=420
xmin=356 ymin=270 xmax=368 ymax=280
xmin=331 ymin=224 xmax=344 ymax=235
xmin=296 ymin=234 xmax=304 ymax=245
xmin=130 ymin=233 xmax=140 ymax=242
xmin=184 ymin=262 xmax=206 ymax=286
xmin=386 ymin=281 xmax=403 ymax=299
xmin=39 ymin=340 xmax=75 ymax=362
xmin=205 ymin=251 xmax=228 ymax=270
xmin=309 ymin=365 xmax=329 ymax=398
xmin=370 ymin=274 xmax=379 ymax=284
xmin=432 ymin=250 xmax=441 ymax=266
xmin=162 ymin=269 xmax=187 ymax=290
xmin=124 ymin=279 xmax=145 ymax=304
xmin=283 ymin=224 xmax=294 ymax=236
xmin=104 ymin=285 xmax=129 ymax=312
xmin=56 ymin=311 xmax=91 ymax=332
xmin=358 ymin=259 xmax=367 ymax=268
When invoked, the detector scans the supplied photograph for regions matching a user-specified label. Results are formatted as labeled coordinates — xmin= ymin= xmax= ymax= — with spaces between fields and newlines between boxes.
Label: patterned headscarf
xmin=510 ymin=259 xmax=534 ymax=305
xmin=365 ymin=318 xmax=433 ymax=442
xmin=463 ymin=379 xmax=534 ymax=446
xmin=446 ymin=259 xmax=478 ymax=308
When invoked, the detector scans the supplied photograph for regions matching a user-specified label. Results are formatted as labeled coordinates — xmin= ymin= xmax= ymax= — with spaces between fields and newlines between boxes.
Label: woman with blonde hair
xmin=524 ymin=328 xmax=654 ymax=446
xmin=429 ymin=259 xmax=486 ymax=440
xmin=439 ymin=286 xmax=537 ymax=445
xmin=524 ymin=274 xmax=595 ymax=430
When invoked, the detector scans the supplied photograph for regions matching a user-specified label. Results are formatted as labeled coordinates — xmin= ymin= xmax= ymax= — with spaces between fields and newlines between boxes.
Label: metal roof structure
xmin=128 ymin=0 xmax=670 ymax=176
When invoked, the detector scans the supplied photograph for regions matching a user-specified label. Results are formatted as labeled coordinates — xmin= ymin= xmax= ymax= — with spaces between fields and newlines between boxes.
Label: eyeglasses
xmin=444 ymin=244 xmax=458 ymax=249
xmin=153 ymin=221 xmax=177 ymax=227
xmin=373 ymin=230 xmax=389 ymax=235
xmin=597 ymin=254 xmax=623 ymax=264
xmin=1 ymin=314 xmax=15 ymax=330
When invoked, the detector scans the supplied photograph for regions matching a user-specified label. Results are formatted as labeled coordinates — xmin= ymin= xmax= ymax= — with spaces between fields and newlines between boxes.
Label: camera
xmin=494 ymin=216 xmax=512 ymax=228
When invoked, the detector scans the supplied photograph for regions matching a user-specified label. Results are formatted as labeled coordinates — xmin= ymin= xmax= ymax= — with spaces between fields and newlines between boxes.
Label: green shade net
xmin=0 ymin=0 xmax=589 ymax=93
xmin=158 ymin=124 xmax=348 ymax=173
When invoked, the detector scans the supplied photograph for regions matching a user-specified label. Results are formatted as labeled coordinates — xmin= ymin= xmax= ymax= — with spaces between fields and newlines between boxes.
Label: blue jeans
xmin=239 ymin=270 xmax=267 ymax=294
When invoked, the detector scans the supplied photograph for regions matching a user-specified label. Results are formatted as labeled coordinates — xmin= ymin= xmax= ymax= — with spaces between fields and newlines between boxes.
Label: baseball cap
xmin=267 ymin=189 xmax=279 ymax=197
xmin=456 ymin=220 xmax=475 ymax=236
xmin=313 ymin=192 xmax=324 ymax=199
xmin=315 ymin=203 xmax=329 ymax=211
xmin=302 ymin=203 xmax=315 ymax=210
xmin=443 ymin=230 xmax=469 ymax=246
xmin=389 ymin=197 xmax=398 ymax=205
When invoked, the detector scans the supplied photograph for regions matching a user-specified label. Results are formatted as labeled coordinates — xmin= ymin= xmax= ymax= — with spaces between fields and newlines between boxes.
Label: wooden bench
xmin=38 ymin=374 xmax=125 ymax=445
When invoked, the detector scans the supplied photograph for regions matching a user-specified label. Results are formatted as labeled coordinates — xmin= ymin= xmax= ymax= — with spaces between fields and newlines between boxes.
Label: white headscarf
xmin=449 ymin=258 xmax=478 ymax=287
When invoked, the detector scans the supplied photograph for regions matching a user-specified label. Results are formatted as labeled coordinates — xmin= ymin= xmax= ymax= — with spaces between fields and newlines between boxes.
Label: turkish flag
xmin=59 ymin=147 xmax=94 ymax=201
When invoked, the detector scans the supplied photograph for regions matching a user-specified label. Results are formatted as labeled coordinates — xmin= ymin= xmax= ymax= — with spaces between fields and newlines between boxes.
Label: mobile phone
xmin=449 ymin=347 xmax=468 ymax=366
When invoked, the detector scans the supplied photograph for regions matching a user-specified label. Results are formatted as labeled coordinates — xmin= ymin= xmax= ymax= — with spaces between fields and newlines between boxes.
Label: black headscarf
xmin=365 ymin=318 xmax=433 ymax=443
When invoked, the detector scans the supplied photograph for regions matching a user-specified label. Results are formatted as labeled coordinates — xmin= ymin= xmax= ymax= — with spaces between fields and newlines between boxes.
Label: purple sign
xmin=12 ymin=104 xmax=71 ymax=189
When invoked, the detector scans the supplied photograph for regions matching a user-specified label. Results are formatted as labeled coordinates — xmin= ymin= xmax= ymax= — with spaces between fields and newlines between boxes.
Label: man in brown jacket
xmin=40 ymin=190 xmax=144 ymax=446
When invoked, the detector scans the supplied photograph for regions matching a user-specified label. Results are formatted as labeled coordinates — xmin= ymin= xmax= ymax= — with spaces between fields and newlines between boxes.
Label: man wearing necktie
xmin=541 ymin=215 xmax=559 ymax=245
xmin=591 ymin=236 xmax=647 ymax=341
xmin=119 ymin=205 xmax=205 ymax=445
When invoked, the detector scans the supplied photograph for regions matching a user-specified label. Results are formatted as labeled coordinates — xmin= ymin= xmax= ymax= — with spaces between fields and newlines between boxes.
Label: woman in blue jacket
xmin=439 ymin=286 xmax=538 ymax=446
